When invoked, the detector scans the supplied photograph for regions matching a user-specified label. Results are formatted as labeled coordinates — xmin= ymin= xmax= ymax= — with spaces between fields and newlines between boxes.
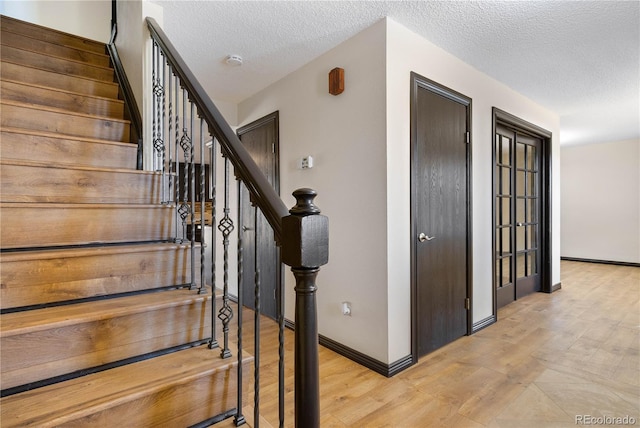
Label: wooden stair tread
xmin=0 ymin=158 xmax=152 ymax=175
xmin=1 ymin=78 xmax=124 ymax=105
xmin=0 ymin=126 xmax=134 ymax=147
xmin=0 ymin=15 xmax=106 ymax=55
xmin=0 ymin=242 xmax=197 ymax=263
xmin=1 ymin=28 xmax=111 ymax=67
xmin=1 ymin=288 xmax=211 ymax=337
xmin=0 ymin=201 xmax=167 ymax=209
xmin=0 ymin=45 xmax=115 ymax=80
xmin=1 ymin=62 xmax=120 ymax=99
xmin=0 ymin=344 xmax=246 ymax=428
xmin=1 ymin=99 xmax=130 ymax=124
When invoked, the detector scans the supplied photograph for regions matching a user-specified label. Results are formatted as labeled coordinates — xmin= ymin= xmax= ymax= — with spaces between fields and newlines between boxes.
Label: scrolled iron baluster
xmin=189 ymin=102 xmax=196 ymax=290
xmin=152 ymin=43 xmax=165 ymax=175
xmin=177 ymin=90 xmax=192 ymax=244
xmin=166 ymin=65 xmax=174 ymax=205
xmin=198 ymin=118 xmax=207 ymax=294
xmin=217 ymin=157 xmax=234 ymax=359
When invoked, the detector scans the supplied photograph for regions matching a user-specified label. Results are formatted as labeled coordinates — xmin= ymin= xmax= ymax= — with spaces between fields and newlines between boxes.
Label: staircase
xmin=0 ymin=15 xmax=243 ymax=427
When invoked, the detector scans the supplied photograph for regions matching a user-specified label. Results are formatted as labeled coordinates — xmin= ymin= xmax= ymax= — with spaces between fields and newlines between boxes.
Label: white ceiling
xmin=152 ymin=0 xmax=640 ymax=146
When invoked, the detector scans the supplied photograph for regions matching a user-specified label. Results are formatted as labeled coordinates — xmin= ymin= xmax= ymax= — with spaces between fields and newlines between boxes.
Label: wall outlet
xmin=342 ymin=301 xmax=352 ymax=316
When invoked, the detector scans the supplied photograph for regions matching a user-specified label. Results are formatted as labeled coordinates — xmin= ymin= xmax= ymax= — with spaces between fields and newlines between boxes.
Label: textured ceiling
xmin=152 ymin=0 xmax=639 ymax=146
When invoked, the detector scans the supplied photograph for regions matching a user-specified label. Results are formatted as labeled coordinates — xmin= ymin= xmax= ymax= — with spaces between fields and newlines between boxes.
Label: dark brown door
xmin=238 ymin=112 xmax=279 ymax=320
xmin=411 ymin=74 xmax=470 ymax=358
xmin=495 ymin=124 xmax=542 ymax=308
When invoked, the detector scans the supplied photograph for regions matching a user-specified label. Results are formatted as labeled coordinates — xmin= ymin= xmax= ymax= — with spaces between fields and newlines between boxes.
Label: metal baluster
xmin=234 ymin=180 xmax=245 ymax=426
xmin=208 ymin=139 xmax=219 ymax=349
xmin=166 ymin=65 xmax=173 ymax=205
xmin=278 ymin=264 xmax=285 ymax=428
xmin=153 ymin=42 xmax=164 ymax=175
xmin=151 ymin=41 xmax=158 ymax=171
xmin=217 ymin=158 xmax=233 ymax=359
xmin=173 ymin=76 xmax=180 ymax=240
xmin=178 ymin=89 xmax=191 ymax=244
xmin=159 ymin=51 xmax=167 ymax=203
xmin=189 ymin=102 xmax=196 ymax=290
xmin=198 ymin=118 xmax=206 ymax=294
xmin=253 ymin=206 xmax=260 ymax=428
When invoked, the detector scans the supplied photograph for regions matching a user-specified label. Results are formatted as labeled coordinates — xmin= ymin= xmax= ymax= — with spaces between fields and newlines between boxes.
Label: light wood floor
xmin=220 ymin=261 xmax=639 ymax=427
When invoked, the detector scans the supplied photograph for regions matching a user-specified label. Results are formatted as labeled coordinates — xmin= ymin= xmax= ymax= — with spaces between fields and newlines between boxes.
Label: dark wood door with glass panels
xmin=495 ymin=124 xmax=542 ymax=308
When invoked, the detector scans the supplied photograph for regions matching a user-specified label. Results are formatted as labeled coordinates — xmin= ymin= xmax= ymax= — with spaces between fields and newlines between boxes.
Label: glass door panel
xmin=495 ymin=125 xmax=542 ymax=307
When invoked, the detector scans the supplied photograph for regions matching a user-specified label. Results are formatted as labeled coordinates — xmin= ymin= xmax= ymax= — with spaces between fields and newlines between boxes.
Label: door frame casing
xmin=491 ymin=107 xmax=554 ymax=318
xmin=410 ymin=72 xmax=473 ymax=363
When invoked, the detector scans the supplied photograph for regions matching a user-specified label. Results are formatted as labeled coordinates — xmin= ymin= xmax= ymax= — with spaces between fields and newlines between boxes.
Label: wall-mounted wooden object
xmin=329 ymin=67 xmax=344 ymax=95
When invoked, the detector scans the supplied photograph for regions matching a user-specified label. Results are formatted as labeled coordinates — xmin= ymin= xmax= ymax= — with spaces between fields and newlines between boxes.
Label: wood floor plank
xmin=233 ymin=261 xmax=640 ymax=427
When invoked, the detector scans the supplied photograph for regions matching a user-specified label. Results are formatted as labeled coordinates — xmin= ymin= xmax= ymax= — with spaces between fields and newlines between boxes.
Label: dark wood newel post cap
xmin=289 ymin=188 xmax=321 ymax=215
xmin=282 ymin=188 xmax=329 ymax=268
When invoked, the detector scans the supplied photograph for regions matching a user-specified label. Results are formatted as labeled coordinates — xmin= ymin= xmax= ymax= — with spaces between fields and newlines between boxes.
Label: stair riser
xmin=1 ymin=246 xmax=201 ymax=309
xmin=1 ymin=297 xmax=212 ymax=389
xmin=1 ymin=103 xmax=130 ymax=142
xmin=1 ymin=163 xmax=162 ymax=204
xmin=0 ymin=130 xmax=137 ymax=169
xmin=1 ymin=45 xmax=114 ymax=82
xmin=0 ymin=16 xmax=106 ymax=55
xmin=0 ymin=204 xmax=176 ymax=249
xmin=1 ymin=80 xmax=124 ymax=119
xmin=1 ymin=30 xmax=111 ymax=68
xmin=1 ymin=62 xmax=119 ymax=99
xmin=62 ymin=366 xmax=239 ymax=428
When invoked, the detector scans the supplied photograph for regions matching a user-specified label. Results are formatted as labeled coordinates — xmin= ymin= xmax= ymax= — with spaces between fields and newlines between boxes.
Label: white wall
xmin=385 ymin=19 xmax=561 ymax=361
xmin=238 ymin=18 xmax=561 ymax=365
xmin=561 ymin=139 xmax=640 ymax=263
xmin=1 ymin=0 xmax=111 ymax=42
xmin=238 ymin=21 xmax=389 ymax=362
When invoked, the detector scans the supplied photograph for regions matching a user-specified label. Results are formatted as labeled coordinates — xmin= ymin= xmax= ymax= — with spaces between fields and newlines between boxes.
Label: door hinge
xmin=272 ymin=142 xmax=275 ymax=153
xmin=465 ymin=132 xmax=470 ymax=144
xmin=465 ymin=298 xmax=470 ymax=310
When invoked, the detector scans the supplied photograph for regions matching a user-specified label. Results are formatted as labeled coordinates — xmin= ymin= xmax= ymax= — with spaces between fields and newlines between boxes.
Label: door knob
xmin=418 ymin=233 xmax=436 ymax=242
xmin=242 ymin=225 xmax=253 ymax=232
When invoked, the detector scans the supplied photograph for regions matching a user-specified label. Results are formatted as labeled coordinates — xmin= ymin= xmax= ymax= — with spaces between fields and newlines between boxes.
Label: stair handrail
xmin=145 ymin=17 xmax=328 ymax=428
xmin=145 ymin=17 xmax=288 ymax=242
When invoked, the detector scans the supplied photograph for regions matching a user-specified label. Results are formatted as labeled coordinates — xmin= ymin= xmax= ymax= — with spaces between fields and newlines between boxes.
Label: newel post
xmin=281 ymin=188 xmax=328 ymax=428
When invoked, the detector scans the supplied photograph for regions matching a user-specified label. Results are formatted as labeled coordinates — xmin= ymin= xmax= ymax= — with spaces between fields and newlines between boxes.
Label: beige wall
xmin=561 ymin=139 xmax=640 ymax=263
xmin=385 ymin=19 xmax=561 ymax=361
xmin=1 ymin=0 xmax=111 ymax=42
xmin=238 ymin=18 xmax=560 ymax=364
xmin=238 ymin=20 xmax=389 ymax=362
